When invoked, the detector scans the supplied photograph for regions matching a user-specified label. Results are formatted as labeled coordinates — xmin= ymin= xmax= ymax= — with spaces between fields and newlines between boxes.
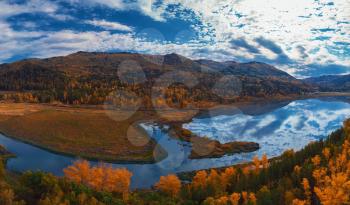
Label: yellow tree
xmin=207 ymin=169 xmax=224 ymax=195
xmin=249 ymin=193 xmax=257 ymax=205
xmin=322 ymin=148 xmax=331 ymax=160
xmin=241 ymin=191 xmax=248 ymax=205
xmin=311 ymin=155 xmax=321 ymax=167
xmin=302 ymin=178 xmax=311 ymax=205
xmin=63 ymin=160 xmax=132 ymax=200
xmin=229 ymin=193 xmax=240 ymax=205
xmin=215 ymin=196 xmax=228 ymax=205
xmin=220 ymin=167 xmax=236 ymax=190
xmin=261 ymin=154 xmax=269 ymax=169
xmin=63 ymin=160 xmax=91 ymax=185
xmin=155 ymin=175 xmax=181 ymax=198
xmin=292 ymin=199 xmax=306 ymax=205
xmin=88 ymin=166 xmax=104 ymax=191
xmin=252 ymin=156 xmax=260 ymax=172
xmin=105 ymin=167 xmax=132 ymax=200
xmin=192 ymin=170 xmax=207 ymax=189
xmin=313 ymin=139 xmax=350 ymax=205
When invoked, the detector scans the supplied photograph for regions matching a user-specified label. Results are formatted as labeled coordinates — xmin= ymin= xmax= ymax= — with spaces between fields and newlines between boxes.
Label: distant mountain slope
xmin=0 ymin=52 xmax=313 ymax=106
xmin=304 ymin=74 xmax=350 ymax=92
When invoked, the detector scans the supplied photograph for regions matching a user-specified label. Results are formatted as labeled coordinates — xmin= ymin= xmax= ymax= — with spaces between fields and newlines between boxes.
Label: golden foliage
xmin=229 ymin=193 xmax=240 ymax=205
xmin=292 ymin=199 xmax=306 ymax=205
xmin=221 ymin=167 xmax=236 ymax=189
xmin=192 ymin=170 xmax=208 ymax=189
xmin=313 ymin=142 xmax=350 ymax=205
xmin=311 ymin=155 xmax=321 ymax=167
xmin=248 ymin=193 xmax=257 ymax=205
xmin=155 ymin=174 xmax=181 ymax=197
xmin=63 ymin=160 xmax=132 ymax=200
xmin=301 ymin=178 xmax=311 ymax=205
xmin=261 ymin=154 xmax=269 ymax=169
xmin=252 ymin=156 xmax=260 ymax=172
xmin=322 ymin=148 xmax=331 ymax=160
xmin=63 ymin=160 xmax=91 ymax=184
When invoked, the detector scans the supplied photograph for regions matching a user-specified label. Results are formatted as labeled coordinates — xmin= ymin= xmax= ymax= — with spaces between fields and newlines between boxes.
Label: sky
xmin=0 ymin=0 xmax=349 ymax=78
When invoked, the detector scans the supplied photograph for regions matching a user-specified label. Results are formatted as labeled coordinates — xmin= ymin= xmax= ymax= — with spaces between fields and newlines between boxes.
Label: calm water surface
xmin=1 ymin=98 xmax=350 ymax=188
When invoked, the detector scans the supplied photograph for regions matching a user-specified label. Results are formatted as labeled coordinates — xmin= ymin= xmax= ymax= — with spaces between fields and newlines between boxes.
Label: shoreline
xmin=0 ymin=92 xmax=349 ymax=164
xmin=0 ymin=132 xmax=162 ymax=164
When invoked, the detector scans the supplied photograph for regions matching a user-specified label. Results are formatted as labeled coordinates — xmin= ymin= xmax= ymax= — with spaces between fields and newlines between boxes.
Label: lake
xmin=1 ymin=97 xmax=350 ymax=189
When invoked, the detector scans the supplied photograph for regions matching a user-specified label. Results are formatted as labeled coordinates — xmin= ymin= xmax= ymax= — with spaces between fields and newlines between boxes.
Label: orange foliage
xmin=292 ymin=199 xmax=306 ymax=205
xmin=192 ymin=170 xmax=207 ymax=189
xmin=301 ymin=178 xmax=311 ymax=205
xmin=249 ymin=193 xmax=257 ymax=205
xmin=155 ymin=174 xmax=181 ymax=197
xmin=261 ymin=154 xmax=269 ymax=169
xmin=322 ymin=148 xmax=331 ymax=160
xmin=241 ymin=191 xmax=248 ymax=204
xmin=63 ymin=160 xmax=132 ymax=200
xmin=313 ymin=140 xmax=350 ymax=205
xmin=221 ymin=167 xmax=236 ymax=189
xmin=207 ymin=169 xmax=223 ymax=193
xmin=252 ymin=156 xmax=260 ymax=172
xmin=311 ymin=155 xmax=321 ymax=167
xmin=63 ymin=160 xmax=91 ymax=184
xmin=229 ymin=193 xmax=240 ymax=205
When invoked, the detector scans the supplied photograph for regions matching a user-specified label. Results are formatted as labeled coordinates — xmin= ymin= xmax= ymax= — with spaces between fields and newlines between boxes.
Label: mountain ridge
xmin=0 ymin=51 xmax=320 ymax=106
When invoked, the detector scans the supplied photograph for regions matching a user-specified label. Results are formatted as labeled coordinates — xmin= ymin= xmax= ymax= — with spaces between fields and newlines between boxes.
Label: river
xmin=1 ymin=97 xmax=350 ymax=188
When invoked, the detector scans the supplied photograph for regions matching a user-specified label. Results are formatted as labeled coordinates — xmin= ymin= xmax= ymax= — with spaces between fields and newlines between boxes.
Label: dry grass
xmin=0 ymin=103 xmax=168 ymax=162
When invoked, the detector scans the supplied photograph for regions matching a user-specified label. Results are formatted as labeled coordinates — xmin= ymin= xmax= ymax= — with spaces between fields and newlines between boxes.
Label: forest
xmin=0 ymin=52 xmax=314 ymax=108
xmin=1 ymin=119 xmax=349 ymax=205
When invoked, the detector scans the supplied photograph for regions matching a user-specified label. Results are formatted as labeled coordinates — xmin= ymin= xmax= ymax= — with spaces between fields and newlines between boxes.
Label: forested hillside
xmin=304 ymin=74 xmax=350 ymax=92
xmin=0 ymin=52 xmax=313 ymax=108
xmin=1 ymin=119 xmax=349 ymax=205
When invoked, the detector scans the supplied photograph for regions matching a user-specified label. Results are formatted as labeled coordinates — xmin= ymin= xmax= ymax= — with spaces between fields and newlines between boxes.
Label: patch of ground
xmin=0 ymin=103 xmax=169 ymax=162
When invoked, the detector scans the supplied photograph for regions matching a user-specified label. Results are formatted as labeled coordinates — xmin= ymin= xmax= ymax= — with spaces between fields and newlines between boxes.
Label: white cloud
xmin=85 ymin=19 xmax=133 ymax=32
xmin=85 ymin=0 xmax=126 ymax=10
xmin=1 ymin=0 xmax=349 ymax=76
xmin=0 ymin=1 xmax=51 ymax=18
xmin=103 ymin=0 xmax=349 ymax=74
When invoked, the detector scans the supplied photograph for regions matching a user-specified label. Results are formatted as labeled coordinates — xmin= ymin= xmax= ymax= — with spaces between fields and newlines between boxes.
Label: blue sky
xmin=0 ymin=0 xmax=349 ymax=78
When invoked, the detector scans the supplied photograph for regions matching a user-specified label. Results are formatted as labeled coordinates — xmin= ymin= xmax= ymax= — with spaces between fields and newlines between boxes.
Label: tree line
xmin=1 ymin=119 xmax=350 ymax=204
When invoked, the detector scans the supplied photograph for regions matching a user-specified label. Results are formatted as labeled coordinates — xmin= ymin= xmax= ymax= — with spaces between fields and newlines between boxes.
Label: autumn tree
xmin=63 ymin=160 xmax=132 ymax=200
xmin=261 ymin=154 xmax=269 ymax=169
xmin=155 ymin=174 xmax=181 ymax=198
xmin=63 ymin=160 xmax=91 ymax=185
xmin=229 ymin=193 xmax=240 ymax=205
xmin=301 ymin=178 xmax=311 ymax=205
xmin=207 ymin=169 xmax=224 ymax=197
xmin=313 ymin=140 xmax=350 ymax=205
xmin=221 ymin=167 xmax=236 ymax=190
xmin=252 ymin=156 xmax=260 ymax=173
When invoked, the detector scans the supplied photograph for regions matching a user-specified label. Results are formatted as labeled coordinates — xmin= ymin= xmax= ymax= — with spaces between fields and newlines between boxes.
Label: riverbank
xmin=0 ymin=144 xmax=15 ymax=159
xmin=0 ymin=103 xmax=169 ymax=163
xmin=168 ymin=124 xmax=259 ymax=159
xmin=0 ymin=92 xmax=348 ymax=163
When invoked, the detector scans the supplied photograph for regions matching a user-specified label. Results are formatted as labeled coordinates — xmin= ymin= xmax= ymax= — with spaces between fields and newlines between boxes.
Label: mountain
xmin=197 ymin=60 xmax=295 ymax=80
xmin=0 ymin=52 xmax=313 ymax=107
xmin=304 ymin=74 xmax=350 ymax=92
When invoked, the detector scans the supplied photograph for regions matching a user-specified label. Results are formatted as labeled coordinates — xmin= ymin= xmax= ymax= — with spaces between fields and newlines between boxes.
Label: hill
xmin=304 ymin=74 xmax=350 ymax=92
xmin=0 ymin=52 xmax=313 ymax=108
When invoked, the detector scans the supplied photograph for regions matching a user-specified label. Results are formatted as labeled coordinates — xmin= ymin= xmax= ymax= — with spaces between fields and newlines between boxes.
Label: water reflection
xmin=1 ymin=98 xmax=350 ymax=188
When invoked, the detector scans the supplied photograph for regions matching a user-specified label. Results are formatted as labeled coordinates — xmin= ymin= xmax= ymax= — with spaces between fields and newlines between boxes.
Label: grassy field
xmin=0 ymin=103 xmax=175 ymax=162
